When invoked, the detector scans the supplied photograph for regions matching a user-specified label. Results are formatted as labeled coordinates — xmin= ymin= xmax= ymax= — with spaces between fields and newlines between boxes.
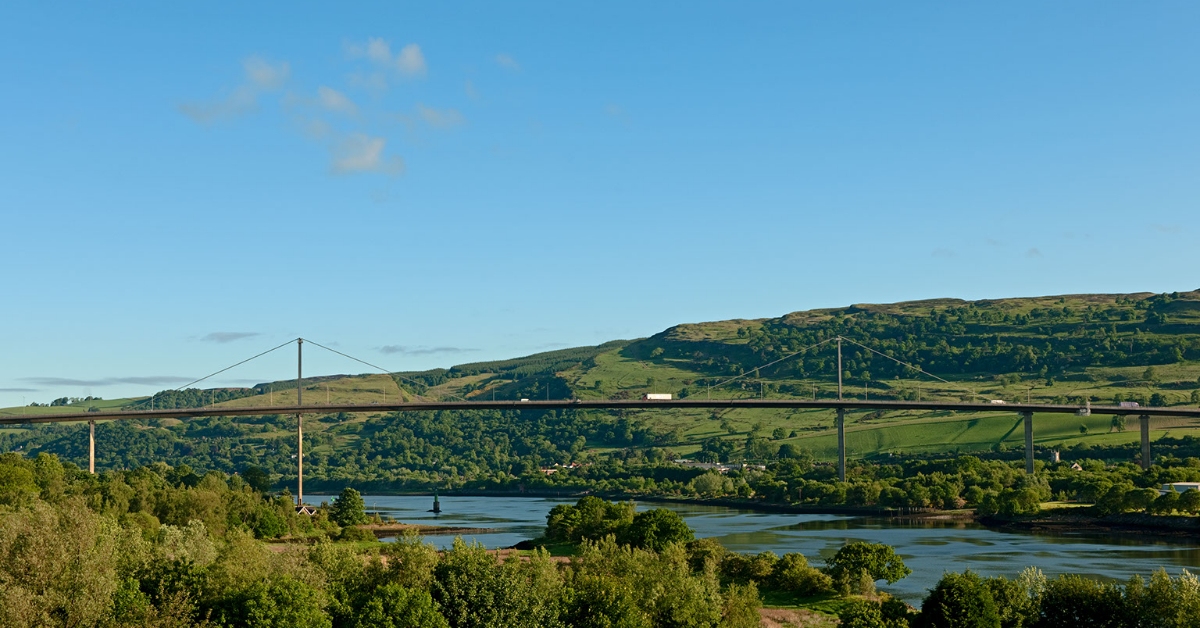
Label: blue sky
xmin=3 ymin=2 xmax=1199 ymax=405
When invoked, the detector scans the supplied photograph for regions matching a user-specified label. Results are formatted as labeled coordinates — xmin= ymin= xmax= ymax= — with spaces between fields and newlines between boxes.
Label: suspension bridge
xmin=4 ymin=337 xmax=1198 ymax=508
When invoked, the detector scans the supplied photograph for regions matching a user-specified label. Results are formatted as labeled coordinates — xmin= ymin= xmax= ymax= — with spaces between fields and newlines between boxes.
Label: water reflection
xmin=310 ymin=495 xmax=1200 ymax=602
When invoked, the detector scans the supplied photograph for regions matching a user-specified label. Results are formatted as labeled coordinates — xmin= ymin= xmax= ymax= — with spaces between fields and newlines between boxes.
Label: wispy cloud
xmin=378 ymin=345 xmax=477 ymax=356
xmin=931 ymin=248 xmax=956 ymax=259
xmin=317 ymin=86 xmax=358 ymax=116
xmin=0 ymin=387 xmax=39 ymax=393
xmin=985 ymin=238 xmax=1003 ymax=247
xmin=1025 ymin=247 xmax=1043 ymax=258
xmin=179 ymin=56 xmax=290 ymax=124
xmin=201 ymin=331 xmax=260 ymax=343
xmin=331 ymin=133 xmax=405 ymax=176
xmin=495 ymin=53 xmax=521 ymax=71
xmin=346 ymin=38 xmax=427 ymax=80
xmin=416 ymin=104 xmax=465 ymax=129
xmin=1152 ymin=224 xmax=1182 ymax=234
xmin=22 ymin=376 xmax=193 ymax=387
xmin=464 ymin=79 xmax=479 ymax=101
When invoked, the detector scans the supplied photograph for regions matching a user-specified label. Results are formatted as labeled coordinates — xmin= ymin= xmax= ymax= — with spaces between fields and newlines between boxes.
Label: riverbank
xmin=980 ymin=510 xmax=1200 ymax=540
xmin=360 ymin=523 xmax=497 ymax=538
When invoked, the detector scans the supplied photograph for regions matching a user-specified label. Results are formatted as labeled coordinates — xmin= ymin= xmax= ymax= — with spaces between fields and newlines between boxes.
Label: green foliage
xmin=350 ymin=583 xmax=449 ymax=628
xmin=768 ymin=553 xmax=834 ymax=596
xmin=545 ymin=496 xmax=634 ymax=543
xmin=920 ymin=571 xmax=1001 ymax=628
xmin=432 ymin=539 xmax=563 ymax=628
xmin=839 ymin=598 xmax=912 ymax=628
xmin=330 ymin=487 xmax=369 ymax=526
xmin=620 ymin=508 xmax=695 ymax=552
xmin=824 ymin=542 xmax=911 ymax=593
xmin=238 ymin=576 xmax=332 ymax=628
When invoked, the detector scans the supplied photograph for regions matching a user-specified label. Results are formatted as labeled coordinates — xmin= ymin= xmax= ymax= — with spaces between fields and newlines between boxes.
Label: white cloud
xmin=396 ymin=44 xmax=427 ymax=76
xmin=317 ymin=86 xmax=358 ymax=116
xmin=495 ymin=53 xmax=521 ymax=71
xmin=243 ymin=56 xmax=290 ymax=89
xmin=347 ymin=38 xmax=427 ymax=79
xmin=331 ymin=133 xmax=405 ymax=176
xmin=417 ymin=104 xmax=465 ymax=129
xmin=179 ymin=56 xmax=290 ymax=124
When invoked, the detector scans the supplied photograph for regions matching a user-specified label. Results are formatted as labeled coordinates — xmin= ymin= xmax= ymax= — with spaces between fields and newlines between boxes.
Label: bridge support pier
xmin=1140 ymin=415 xmax=1151 ymax=471
xmin=89 ymin=420 xmax=95 ymax=474
xmin=1021 ymin=411 xmax=1034 ymax=475
xmin=836 ymin=407 xmax=846 ymax=482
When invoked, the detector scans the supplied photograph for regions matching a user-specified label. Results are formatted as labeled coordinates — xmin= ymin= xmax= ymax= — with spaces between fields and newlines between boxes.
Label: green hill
xmin=3 ymin=290 xmax=1200 ymax=482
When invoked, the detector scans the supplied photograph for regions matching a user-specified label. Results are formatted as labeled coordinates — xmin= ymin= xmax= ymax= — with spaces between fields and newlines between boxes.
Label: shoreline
xmin=327 ymin=490 xmax=1200 ymax=542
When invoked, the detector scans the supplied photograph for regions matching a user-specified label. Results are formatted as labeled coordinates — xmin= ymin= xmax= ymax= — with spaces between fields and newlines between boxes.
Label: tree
xmin=242 ymin=465 xmax=273 ymax=494
xmin=351 ymin=584 xmax=448 ymax=628
xmin=769 ymin=553 xmax=832 ymax=596
xmin=772 ymin=427 xmax=787 ymax=441
xmin=1036 ymin=574 xmax=1123 ymax=627
xmin=240 ymin=576 xmax=332 ymax=628
xmin=331 ymin=487 xmax=369 ymax=526
xmin=838 ymin=599 xmax=897 ymax=628
xmin=920 ymin=571 xmax=1000 ymax=628
xmin=620 ymin=508 xmax=694 ymax=552
xmin=824 ymin=542 xmax=911 ymax=592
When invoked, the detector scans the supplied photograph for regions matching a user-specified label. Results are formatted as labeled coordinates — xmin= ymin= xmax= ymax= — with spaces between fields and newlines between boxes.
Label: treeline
xmin=0 ymin=409 xmax=675 ymax=490
xmin=645 ymin=292 xmax=1200 ymax=383
xmin=0 ymin=457 xmax=763 ymax=627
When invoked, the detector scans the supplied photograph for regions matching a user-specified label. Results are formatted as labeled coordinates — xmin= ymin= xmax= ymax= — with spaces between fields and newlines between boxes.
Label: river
xmin=308 ymin=494 xmax=1200 ymax=602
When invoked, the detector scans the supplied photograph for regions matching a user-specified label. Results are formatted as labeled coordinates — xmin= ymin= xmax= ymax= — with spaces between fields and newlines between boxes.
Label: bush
xmin=719 ymin=551 xmax=777 ymax=584
xmin=337 ymin=525 xmax=377 ymax=542
xmin=825 ymin=542 xmax=911 ymax=594
xmin=768 ymin=553 xmax=833 ymax=596
xmin=839 ymin=599 xmax=887 ymax=628
xmin=350 ymin=583 xmax=448 ymax=628
xmin=920 ymin=571 xmax=999 ymax=628
xmin=620 ymin=508 xmax=695 ymax=552
xmin=238 ymin=576 xmax=332 ymax=628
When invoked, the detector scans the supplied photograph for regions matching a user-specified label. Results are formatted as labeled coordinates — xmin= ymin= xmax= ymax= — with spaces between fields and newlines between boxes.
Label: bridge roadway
xmin=6 ymin=399 xmax=1194 ymax=482
xmin=4 ymin=398 xmax=1199 ymax=424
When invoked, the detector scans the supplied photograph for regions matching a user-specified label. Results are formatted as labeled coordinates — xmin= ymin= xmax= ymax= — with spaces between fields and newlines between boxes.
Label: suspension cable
xmin=167 ymin=338 xmax=298 ymax=393
xmin=302 ymin=338 xmax=470 ymax=402
xmin=706 ymin=336 xmax=839 ymax=392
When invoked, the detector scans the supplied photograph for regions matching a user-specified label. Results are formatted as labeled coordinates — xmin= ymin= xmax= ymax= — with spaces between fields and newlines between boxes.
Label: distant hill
xmin=4 ymin=290 xmax=1200 ymax=474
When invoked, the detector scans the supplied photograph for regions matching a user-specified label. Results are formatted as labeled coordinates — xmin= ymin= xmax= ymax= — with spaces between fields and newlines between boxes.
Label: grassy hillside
xmin=4 ymin=291 xmax=1200 ymax=469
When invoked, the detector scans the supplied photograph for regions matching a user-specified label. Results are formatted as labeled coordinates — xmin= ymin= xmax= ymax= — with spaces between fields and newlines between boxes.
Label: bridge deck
xmin=1 ymin=399 xmax=1195 ymax=424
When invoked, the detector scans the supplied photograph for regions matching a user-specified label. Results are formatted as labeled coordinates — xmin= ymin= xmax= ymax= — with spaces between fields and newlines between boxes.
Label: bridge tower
xmin=297 ymin=339 xmax=304 ymax=507
xmin=836 ymin=337 xmax=845 ymax=482
xmin=1140 ymin=414 xmax=1152 ymax=470
xmin=1021 ymin=411 xmax=1034 ymax=474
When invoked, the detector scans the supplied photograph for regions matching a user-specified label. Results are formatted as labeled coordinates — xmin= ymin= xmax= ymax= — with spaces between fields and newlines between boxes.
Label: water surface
xmin=308 ymin=494 xmax=1200 ymax=602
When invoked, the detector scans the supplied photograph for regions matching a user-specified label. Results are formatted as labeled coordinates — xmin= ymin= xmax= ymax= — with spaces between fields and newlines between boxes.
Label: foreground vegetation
xmin=3 ymin=460 xmax=1199 ymax=628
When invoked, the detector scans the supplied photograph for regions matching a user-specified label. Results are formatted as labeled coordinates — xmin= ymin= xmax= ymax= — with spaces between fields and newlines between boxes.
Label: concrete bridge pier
xmin=836 ymin=407 xmax=846 ymax=482
xmin=89 ymin=420 xmax=95 ymax=474
xmin=1140 ymin=414 xmax=1152 ymax=470
xmin=1022 ymin=411 xmax=1034 ymax=474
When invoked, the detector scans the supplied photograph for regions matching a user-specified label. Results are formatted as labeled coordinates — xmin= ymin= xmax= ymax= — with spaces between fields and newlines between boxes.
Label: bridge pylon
xmin=1021 ymin=411 xmax=1034 ymax=475
xmin=836 ymin=407 xmax=846 ymax=482
xmin=1140 ymin=414 xmax=1152 ymax=470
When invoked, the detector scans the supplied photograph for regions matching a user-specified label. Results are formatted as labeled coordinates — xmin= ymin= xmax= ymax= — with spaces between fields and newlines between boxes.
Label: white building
xmin=1160 ymin=482 xmax=1200 ymax=495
